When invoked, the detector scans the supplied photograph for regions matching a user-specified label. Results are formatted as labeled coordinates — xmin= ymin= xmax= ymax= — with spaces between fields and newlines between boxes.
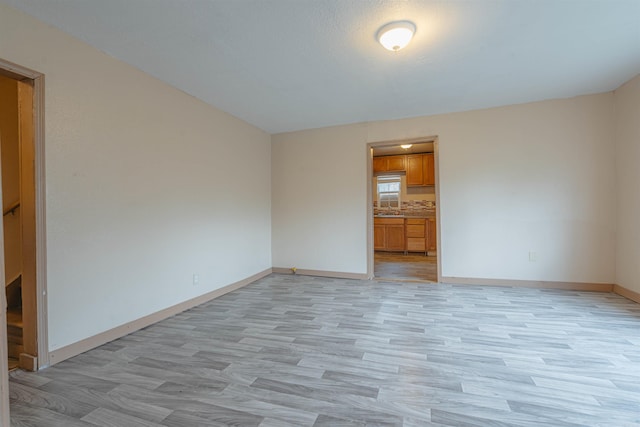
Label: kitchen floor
xmin=374 ymin=252 xmax=437 ymax=282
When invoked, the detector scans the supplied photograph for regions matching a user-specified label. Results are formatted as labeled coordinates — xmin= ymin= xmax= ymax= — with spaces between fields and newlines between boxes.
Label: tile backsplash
xmin=374 ymin=199 xmax=435 ymax=215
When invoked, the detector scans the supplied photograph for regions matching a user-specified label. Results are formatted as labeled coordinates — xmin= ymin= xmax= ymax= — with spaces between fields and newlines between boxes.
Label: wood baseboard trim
xmin=19 ymin=353 xmax=37 ymax=372
xmin=46 ymin=270 xmax=636 ymax=368
xmin=613 ymin=284 xmax=640 ymax=304
xmin=272 ymin=267 xmax=368 ymax=280
xmin=48 ymin=268 xmax=272 ymax=366
xmin=441 ymin=276 xmax=613 ymax=292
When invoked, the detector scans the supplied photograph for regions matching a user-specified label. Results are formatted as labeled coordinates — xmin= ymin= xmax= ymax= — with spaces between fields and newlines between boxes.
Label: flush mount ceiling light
xmin=400 ymin=144 xmax=413 ymax=149
xmin=377 ymin=21 xmax=416 ymax=51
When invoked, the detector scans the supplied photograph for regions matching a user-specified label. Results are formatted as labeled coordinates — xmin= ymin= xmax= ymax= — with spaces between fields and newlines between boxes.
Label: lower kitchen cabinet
xmin=374 ymin=217 xmax=405 ymax=251
xmin=374 ymin=224 xmax=385 ymax=250
xmin=405 ymin=217 xmax=437 ymax=254
xmin=375 ymin=216 xmax=436 ymax=254
xmin=427 ymin=217 xmax=437 ymax=252
xmin=405 ymin=218 xmax=427 ymax=253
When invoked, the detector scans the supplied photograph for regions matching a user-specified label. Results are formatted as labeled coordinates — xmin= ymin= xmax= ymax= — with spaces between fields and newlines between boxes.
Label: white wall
xmin=273 ymin=94 xmax=616 ymax=283
xmin=0 ymin=3 xmax=272 ymax=351
xmin=272 ymin=124 xmax=369 ymax=273
xmin=615 ymin=75 xmax=640 ymax=294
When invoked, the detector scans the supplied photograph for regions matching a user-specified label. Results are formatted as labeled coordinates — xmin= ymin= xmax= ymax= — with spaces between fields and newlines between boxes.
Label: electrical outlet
xmin=529 ymin=251 xmax=537 ymax=262
xmin=193 ymin=274 xmax=199 ymax=285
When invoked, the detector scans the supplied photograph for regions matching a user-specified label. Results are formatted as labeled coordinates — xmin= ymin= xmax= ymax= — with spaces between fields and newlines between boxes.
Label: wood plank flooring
xmin=375 ymin=252 xmax=437 ymax=282
xmin=8 ymin=274 xmax=640 ymax=426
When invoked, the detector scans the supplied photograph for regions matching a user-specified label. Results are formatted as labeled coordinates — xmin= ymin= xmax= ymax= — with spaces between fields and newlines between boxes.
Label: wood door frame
xmin=0 ymin=57 xmax=48 ymax=425
xmin=0 ymin=132 xmax=9 ymax=427
xmin=0 ymin=58 xmax=49 ymax=427
xmin=366 ymin=136 xmax=442 ymax=282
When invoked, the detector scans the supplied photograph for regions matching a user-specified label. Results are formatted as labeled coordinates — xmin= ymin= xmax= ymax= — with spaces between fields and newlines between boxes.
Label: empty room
xmin=1 ymin=1 xmax=639 ymax=426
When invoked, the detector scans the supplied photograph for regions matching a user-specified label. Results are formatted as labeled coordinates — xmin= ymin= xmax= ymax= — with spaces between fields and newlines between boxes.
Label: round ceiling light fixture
xmin=377 ymin=21 xmax=416 ymax=51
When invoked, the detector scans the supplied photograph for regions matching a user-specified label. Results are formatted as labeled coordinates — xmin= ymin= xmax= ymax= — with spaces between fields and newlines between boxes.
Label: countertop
xmin=374 ymin=212 xmax=435 ymax=219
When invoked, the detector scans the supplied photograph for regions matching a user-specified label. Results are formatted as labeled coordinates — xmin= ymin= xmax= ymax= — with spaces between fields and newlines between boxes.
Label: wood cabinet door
xmin=374 ymin=224 xmax=386 ymax=250
xmin=372 ymin=157 xmax=386 ymax=173
xmin=386 ymin=225 xmax=405 ymax=251
xmin=424 ymin=153 xmax=435 ymax=185
xmin=406 ymin=154 xmax=424 ymax=187
xmin=386 ymin=155 xmax=405 ymax=172
xmin=426 ymin=218 xmax=437 ymax=251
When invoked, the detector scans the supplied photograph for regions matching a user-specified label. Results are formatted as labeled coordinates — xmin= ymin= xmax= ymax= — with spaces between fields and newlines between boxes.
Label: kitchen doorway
xmin=367 ymin=138 xmax=441 ymax=282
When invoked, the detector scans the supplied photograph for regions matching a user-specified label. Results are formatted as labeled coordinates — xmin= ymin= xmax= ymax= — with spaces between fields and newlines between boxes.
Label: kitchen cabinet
xmin=405 ymin=217 xmax=437 ymax=254
xmin=406 ymin=153 xmax=435 ymax=187
xmin=376 ymin=216 xmax=436 ymax=254
xmin=426 ymin=217 xmax=437 ymax=252
xmin=373 ymin=155 xmax=405 ymax=174
xmin=406 ymin=155 xmax=424 ymax=186
xmin=405 ymin=218 xmax=426 ymax=253
xmin=424 ymin=154 xmax=435 ymax=185
xmin=374 ymin=217 xmax=405 ymax=251
xmin=374 ymin=224 xmax=385 ymax=250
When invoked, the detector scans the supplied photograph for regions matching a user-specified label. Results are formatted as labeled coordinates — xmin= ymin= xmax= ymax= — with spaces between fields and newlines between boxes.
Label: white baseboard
xmin=47 ymin=268 xmax=272 ymax=366
xmin=272 ymin=267 xmax=368 ymax=280
xmin=441 ymin=276 xmax=614 ymax=292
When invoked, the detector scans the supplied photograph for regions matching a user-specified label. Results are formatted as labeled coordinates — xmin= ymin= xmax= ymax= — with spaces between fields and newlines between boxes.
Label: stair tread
xmin=8 ymin=333 xmax=23 ymax=344
xmin=8 ymin=357 xmax=19 ymax=371
xmin=8 ymin=343 xmax=24 ymax=359
xmin=6 ymin=308 xmax=23 ymax=328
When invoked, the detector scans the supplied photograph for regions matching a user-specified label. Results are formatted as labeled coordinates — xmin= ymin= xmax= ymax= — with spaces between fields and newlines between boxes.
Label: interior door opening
xmin=368 ymin=139 xmax=440 ymax=282
xmin=0 ymin=57 xmax=47 ymax=427
xmin=0 ymin=73 xmax=37 ymax=372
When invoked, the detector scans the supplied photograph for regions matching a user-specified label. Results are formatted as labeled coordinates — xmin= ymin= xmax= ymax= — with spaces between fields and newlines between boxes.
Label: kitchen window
xmin=377 ymin=175 xmax=401 ymax=208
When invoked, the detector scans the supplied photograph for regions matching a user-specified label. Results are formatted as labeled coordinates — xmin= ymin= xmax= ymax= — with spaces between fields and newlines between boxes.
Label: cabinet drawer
xmin=374 ymin=217 xmax=404 ymax=225
xmin=406 ymin=224 xmax=425 ymax=237
xmin=407 ymin=238 xmax=426 ymax=251
xmin=405 ymin=218 xmax=425 ymax=225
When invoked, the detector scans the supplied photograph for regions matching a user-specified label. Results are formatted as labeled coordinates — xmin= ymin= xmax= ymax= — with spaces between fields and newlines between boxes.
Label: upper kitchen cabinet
xmin=406 ymin=153 xmax=435 ymax=187
xmin=373 ymin=155 xmax=405 ymax=174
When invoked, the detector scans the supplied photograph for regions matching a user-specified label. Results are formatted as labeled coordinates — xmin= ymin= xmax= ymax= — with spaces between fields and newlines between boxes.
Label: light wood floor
xmin=8 ymin=274 xmax=640 ymax=426
xmin=375 ymin=251 xmax=437 ymax=282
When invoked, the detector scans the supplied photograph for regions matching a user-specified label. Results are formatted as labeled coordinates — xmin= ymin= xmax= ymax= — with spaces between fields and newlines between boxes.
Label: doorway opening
xmin=367 ymin=137 xmax=441 ymax=282
xmin=0 ymin=58 xmax=48 ymax=381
